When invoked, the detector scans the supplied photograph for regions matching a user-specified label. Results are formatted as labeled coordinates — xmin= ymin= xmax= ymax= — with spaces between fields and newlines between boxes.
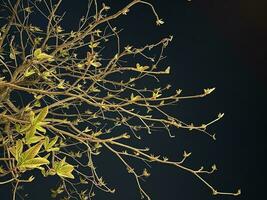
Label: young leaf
xmin=152 ymin=91 xmax=162 ymax=99
xmin=33 ymin=48 xmax=42 ymax=57
xmin=9 ymin=140 xmax=23 ymax=161
xmin=57 ymin=80 xmax=65 ymax=89
xmin=34 ymin=106 xmax=48 ymax=124
xmin=54 ymin=158 xmax=75 ymax=179
xmin=36 ymin=124 xmax=46 ymax=133
xmin=24 ymin=68 xmax=35 ymax=77
xmin=136 ymin=63 xmax=149 ymax=72
xmin=34 ymin=48 xmax=54 ymax=61
xmin=44 ymin=136 xmax=59 ymax=152
xmin=20 ymin=141 xmax=44 ymax=162
xmin=0 ymin=166 xmax=5 ymax=174
xmin=18 ymin=157 xmax=49 ymax=170
xmin=90 ymin=61 xmax=102 ymax=68
xmin=130 ymin=93 xmax=141 ymax=102
xmin=25 ymin=136 xmax=44 ymax=145
xmin=48 ymin=136 xmax=58 ymax=148
xmin=165 ymin=66 xmax=170 ymax=74
xmin=25 ymin=127 xmax=36 ymax=141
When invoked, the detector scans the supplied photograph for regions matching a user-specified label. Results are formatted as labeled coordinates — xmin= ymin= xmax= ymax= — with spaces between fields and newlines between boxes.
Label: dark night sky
xmin=1 ymin=0 xmax=266 ymax=199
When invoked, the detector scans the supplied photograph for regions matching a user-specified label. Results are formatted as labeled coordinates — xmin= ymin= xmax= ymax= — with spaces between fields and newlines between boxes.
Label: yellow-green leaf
xmin=38 ymin=53 xmax=54 ymax=61
xmin=44 ymin=136 xmax=59 ymax=152
xmin=91 ymin=61 xmax=102 ymax=68
xmin=25 ymin=136 xmax=44 ymax=145
xmin=9 ymin=140 xmax=23 ymax=161
xmin=34 ymin=48 xmax=42 ymax=57
xmin=34 ymin=107 xmax=48 ymax=124
xmin=152 ymin=91 xmax=162 ymax=99
xmin=89 ymin=41 xmax=100 ymax=49
xmin=136 ymin=63 xmax=149 ymax=72
xmin=25 ymin=127 xmax=36 ymax=141
xmin=16 ymin=140 xmax=23 ymax=160
xmin=36 ymin=124 xmax=46 ymax=133
xmin=29 ymin=111 xmax=35 ymax=124
xmin=57 ymin=80 xmax=65 ymax=89
xmin=130 ymin=93 xmax=141 ymax=102
xmin=34 ymin=48 xmax=54 ymax=61
xmin=0 ymin=166 xmax=5 ymax=174
xmin=24 ymin=68 xmax=35 ymax=77
xmin=9 ymin=52 xmax=15 ymax=60
xmin=19 ymin=124 xmax=31 ymax=133
xmin=54 ymin=158 xmax=74 ymax=179
xmin=33 ymin=100 xmax=41 ymax=107
xmin=18 ymin=157 xmax=49 ymax=170
xmin=77 ymin=63 xmax=84 ymax=68
xmin=165 ymin=66 xmax=170 ymax=74
xmin=20 ymin=141 xmax=43 ymax=162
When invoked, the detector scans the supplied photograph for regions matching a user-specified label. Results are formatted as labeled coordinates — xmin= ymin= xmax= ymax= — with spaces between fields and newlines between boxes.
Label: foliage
xmin=0 ymin=0 xmax=240 ymax=199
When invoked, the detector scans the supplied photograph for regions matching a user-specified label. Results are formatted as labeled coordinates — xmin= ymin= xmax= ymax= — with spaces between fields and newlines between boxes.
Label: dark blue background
xmin=1 ymin=0 xmax=266 ymax=199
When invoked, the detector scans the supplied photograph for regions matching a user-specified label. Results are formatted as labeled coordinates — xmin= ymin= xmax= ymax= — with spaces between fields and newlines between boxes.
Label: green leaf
xmin=54 ymin=157 xmax=74 ymax=179
xmin=29 ymin=111 xmax=35 ymax=124
xmin=44 ymin=136 xmax=49 ymax=149
xmin=33 ymin=100 xmax=41 ymax=108
xmin=15 ymin=124 xmax=21 ymax=132
xmin=0 ymin=166 xmax=5 ymax=174
xmin=9 ymin=52 xmax=15 ymax=60
xmin=47 ymin=147 xmax=60 ymax=152
xmin=37 ymin=53 xmax=54 ymax=61
xmin=9 ymin=140 xmax=23 ymax=161
xmin=25 ymin=136 xmax=44 ymax=145
xmin=136 ymin=63 xmax=149 ymax=72
xmin=16 ymin=140 xmax=23 ymax=160
xmin=20 ymin=141 xmax=43 ymax=162
xmin=34 ymin=48 xmax=42 ymax=57
xmin=36 ymin=124 xmax=46 ymax=133
xmin=130 ymin=93 xmax=141 ymax=102
xmin=34 ymin=48 xmax=54 ymax=61
xmin=34 ymin=107 xmax=48 ymax=124
xmin=48 ymin=136 xmax=58 ymax=148
xmin=19 ymin=124 xmax=32 ymax=133
xmin=24 ymin=68 xmax=35 ymax=77
xmin=25 ymin=126 xmax=36 ymax=140
xmin=18 ymin=157 xmax=49 ymax=170
xmin=44 ymin=136 xmax=59 ymax=152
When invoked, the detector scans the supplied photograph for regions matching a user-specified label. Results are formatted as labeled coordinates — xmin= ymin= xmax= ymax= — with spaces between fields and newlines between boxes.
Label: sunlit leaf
xmin=130 ymin=93 xmax=141 ymax=102
xmin=34 ymin=106 xmax=48 ymax=124
xmin=91 ymin=61 xmax=102 ymax=68
xmin=20 ymin=141 xmax=44 ymax=162
xmin=136 ymin=63 xmax=149 ymax=72
xmin=25 ymin=136 xmax=44 ymax=145
xmin=33 ymin=48 xmax=42 ymax=57
xmin=89 ymin=41 xmax=100 ymax=49
xmin=44 ymin=136 xmax=59 ymax=152
xmin=18 ymin=157 xmax=49 ymax=170
xmin=165 ymin=66 xmax=170 ymax=74
xmin=152 ymin=91 xmax=162 ymax=99
xmin=9 ymin=52 xmax=15 ymax=60
xmin=36 ymin=124 xmax=46 ymax=133
xmin=24 ymin=68 xmax=35 ymax=77
xmin=9 ymin=139 xmax=23 ymax=161
xmin=54 ymin=157 xmax=74 ymax=179
xmin=34 ymin=48 xmax=54 ymax=61
xmin=25 ymin=127 xmax=36 ymax=142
